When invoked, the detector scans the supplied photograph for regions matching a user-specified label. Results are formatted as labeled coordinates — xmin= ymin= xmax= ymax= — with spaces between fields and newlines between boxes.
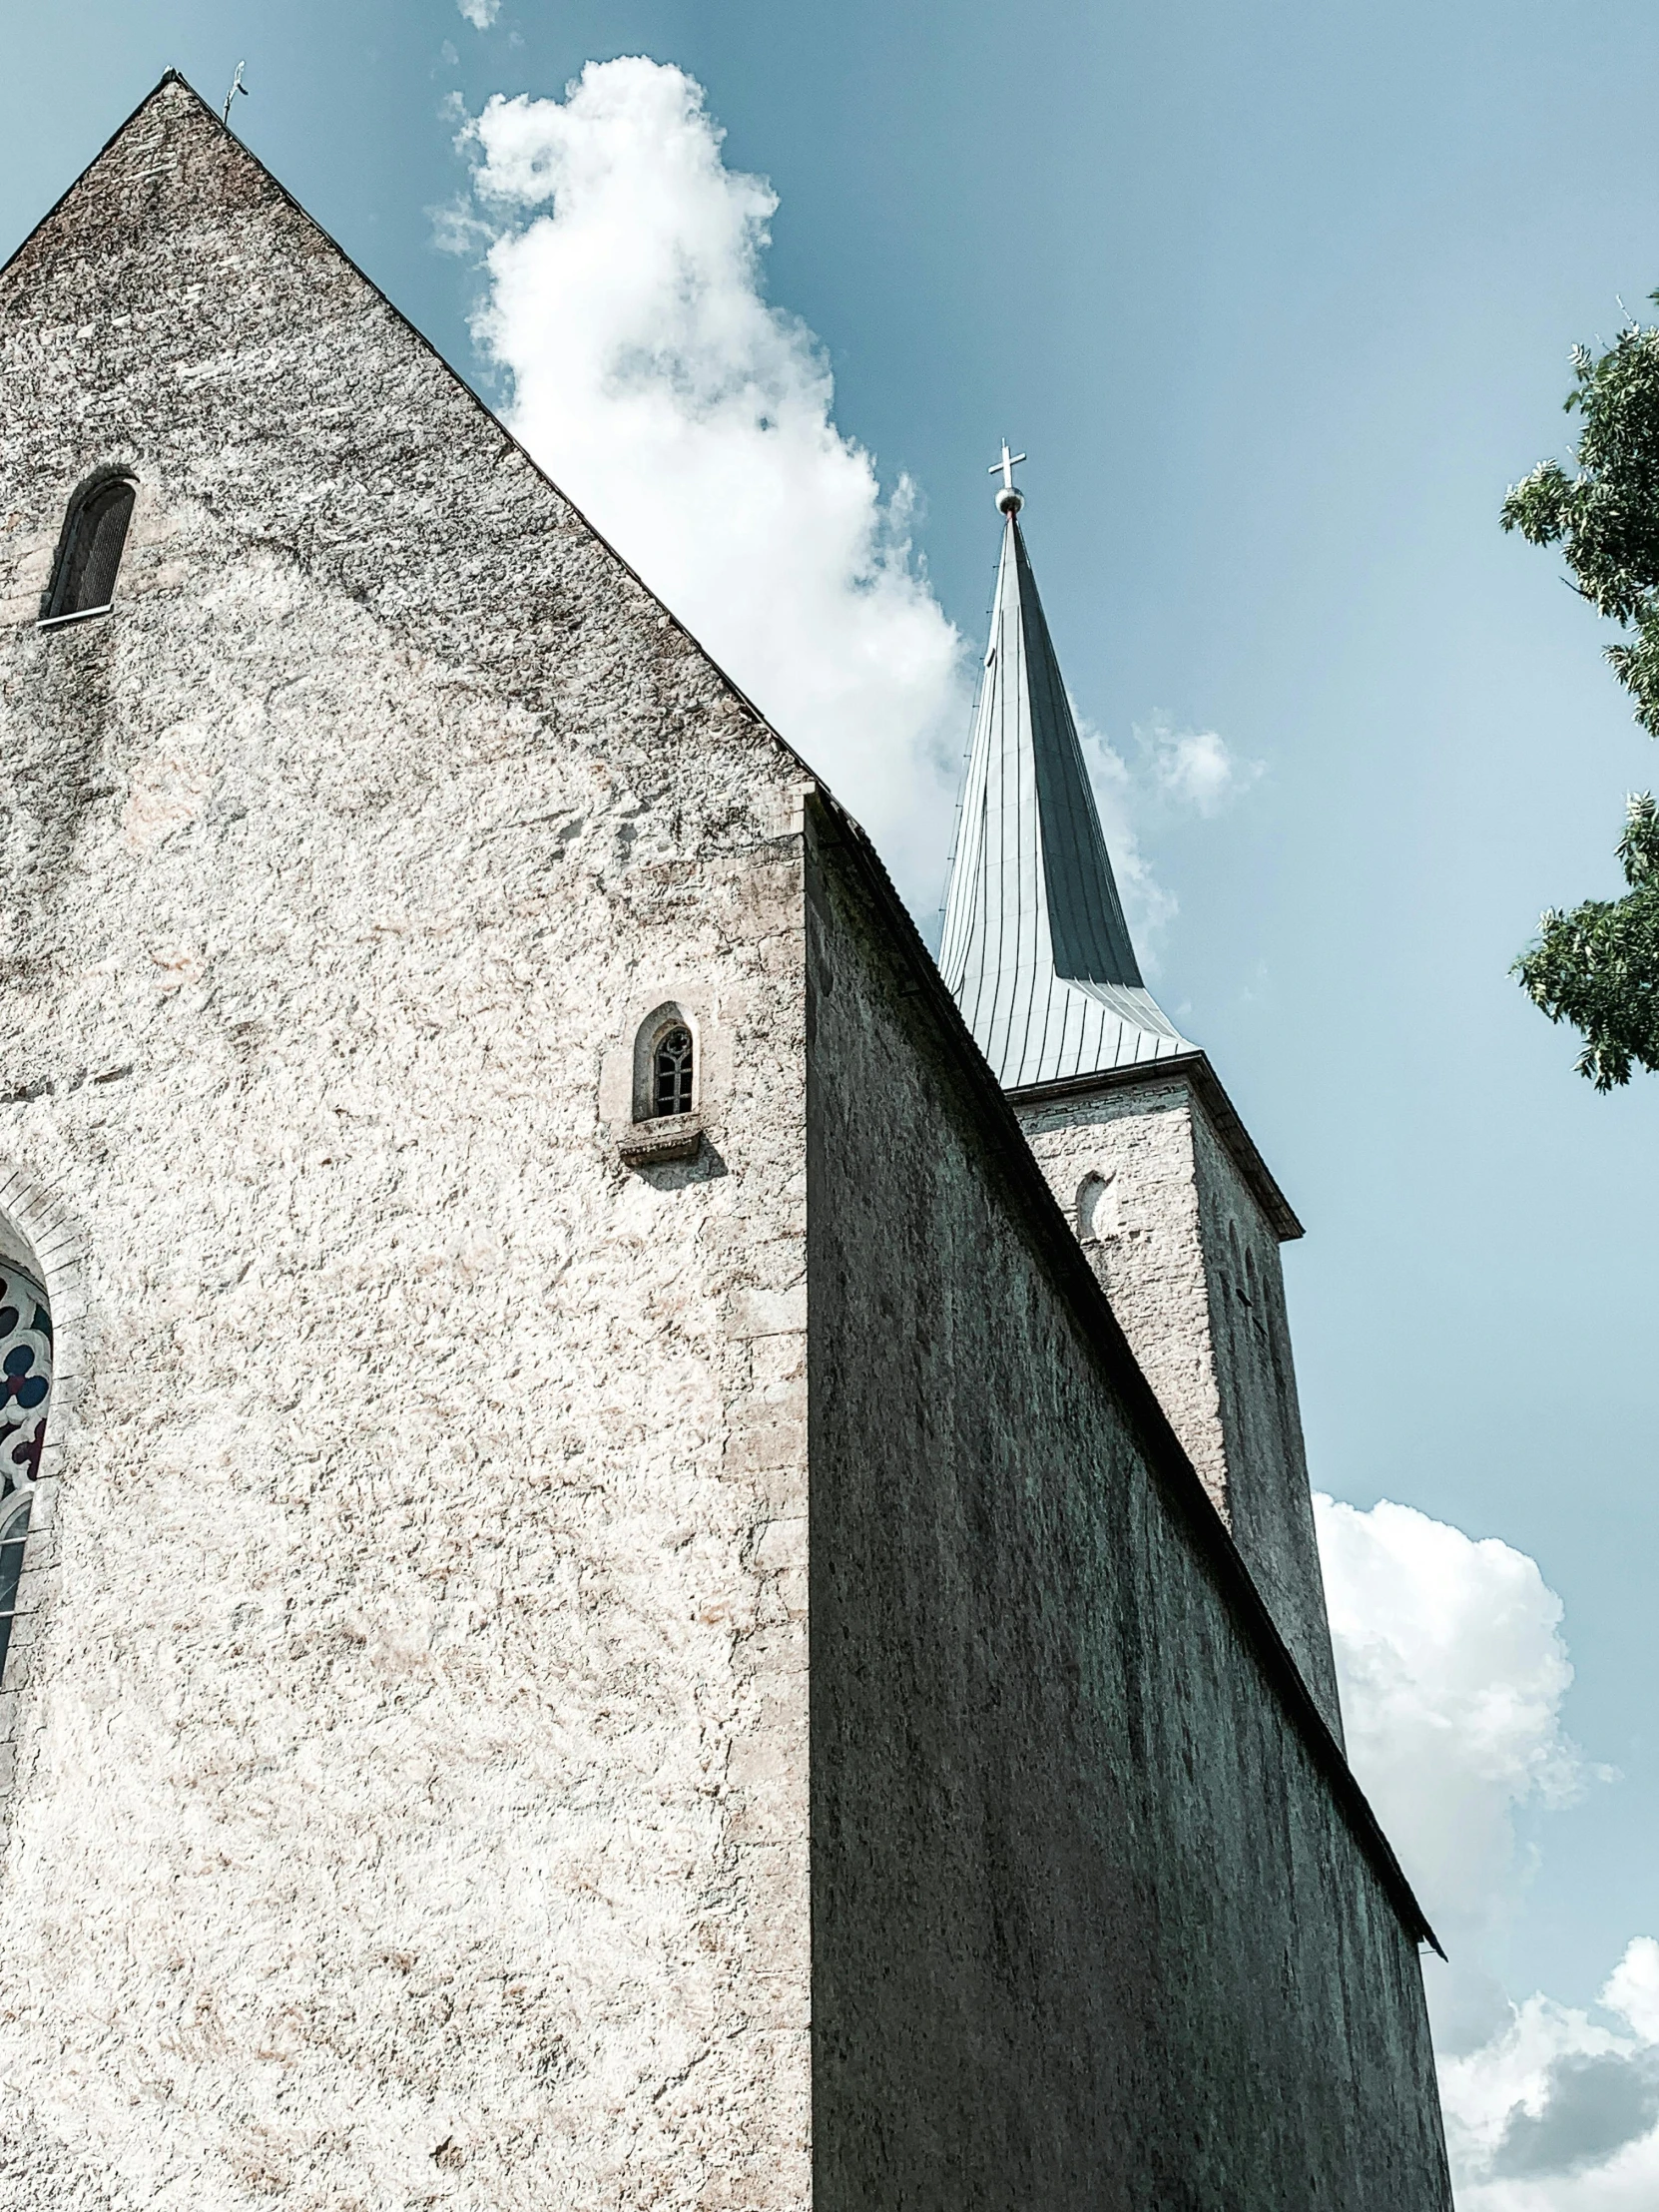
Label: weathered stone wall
xmin=1016 ymin=1078 xmax=1226 ymax=1502
xmin=805 ymin=816 xmax=1450 ymax=2212
xmin=1017 ymin=1076 xmax=1342 ymax=1737
xmin=0 ymin=79 xmax=811 ymax=2212
xmin=1187 ymin=1095 xmax=1340 ymax=1733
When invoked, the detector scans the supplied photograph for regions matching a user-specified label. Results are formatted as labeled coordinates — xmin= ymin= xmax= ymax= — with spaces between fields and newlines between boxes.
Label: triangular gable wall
xmin=0 ymin=72 xmax=813 ymax=840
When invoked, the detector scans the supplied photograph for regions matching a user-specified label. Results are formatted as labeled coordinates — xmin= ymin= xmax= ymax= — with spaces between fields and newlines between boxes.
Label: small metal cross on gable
xmin=988 ymin=440 xmax=1026 ymax=492
xmin=223 ymin=62 xmax=250 ymax=128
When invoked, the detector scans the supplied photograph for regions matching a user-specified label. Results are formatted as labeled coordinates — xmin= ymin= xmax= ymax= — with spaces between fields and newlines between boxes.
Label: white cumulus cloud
xmin=1316 ymin=1493 xmax=1588 ymax=2048
xmin=1605 ymin=1943 xmax=1659 ymax=2044
xmin=461 ymin=57 xmax=969 ymax=910
xmin=1440 ymin=1951 xmax=1659 ymax=2209
xmin=456 ymin=0 xmax=499 ymax=27
xmin=1318 ymin=1499 xmax=1584 ymax=1935
xmin=1316 ymin=1495 xmax=1659 ymax=2205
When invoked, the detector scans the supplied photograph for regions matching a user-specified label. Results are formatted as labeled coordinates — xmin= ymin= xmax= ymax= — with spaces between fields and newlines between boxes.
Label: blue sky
xmin=8 ymin=3 xmax=1659 ymax=2198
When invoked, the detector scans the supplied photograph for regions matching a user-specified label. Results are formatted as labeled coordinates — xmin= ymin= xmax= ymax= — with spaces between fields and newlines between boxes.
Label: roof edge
xmin=807 ymin=790 xmax=1436 ymax=1957
xmin=0 ymin=71 xmax=206 ymax=294
xmin=1008 ymin=1052 xmax=1304 ymax=1242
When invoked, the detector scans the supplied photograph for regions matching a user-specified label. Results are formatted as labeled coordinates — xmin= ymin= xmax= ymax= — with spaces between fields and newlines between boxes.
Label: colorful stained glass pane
xmin=0 ymin=1259 xmax=46 ymax=1691
xmin=0 ymin=1260 xmax=50 ymax=1504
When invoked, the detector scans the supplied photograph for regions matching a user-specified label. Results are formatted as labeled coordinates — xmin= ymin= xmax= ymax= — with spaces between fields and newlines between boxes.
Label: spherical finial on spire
xmin=988 ymin=438 xmax=1027 ymax=518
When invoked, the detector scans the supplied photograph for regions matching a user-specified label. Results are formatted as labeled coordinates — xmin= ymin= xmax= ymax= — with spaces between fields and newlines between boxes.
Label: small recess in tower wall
xmin=1076 ymin=1170 xmax=1120 ymax=1243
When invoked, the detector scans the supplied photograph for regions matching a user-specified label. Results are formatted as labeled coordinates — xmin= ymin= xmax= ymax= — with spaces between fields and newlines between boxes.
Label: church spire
xmin=939 ymin=450 xmax=1191 ymax=1090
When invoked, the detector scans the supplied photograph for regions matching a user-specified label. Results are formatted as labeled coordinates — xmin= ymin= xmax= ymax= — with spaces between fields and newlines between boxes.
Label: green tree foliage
xmin=1502 ymin=303 xmax=1659 ymax=1085
xmin=1513 ymin=795 xmax=1659 ymax=1090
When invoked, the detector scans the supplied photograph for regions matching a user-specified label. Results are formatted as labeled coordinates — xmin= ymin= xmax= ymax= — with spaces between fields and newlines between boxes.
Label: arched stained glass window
xmin=43 ymin=474 xmax=137 ymax=625
xmin=0 ymin=1256 xmax=51 ymax=1687
xmin=654 ymin=1025 xmax=694 ymax=1117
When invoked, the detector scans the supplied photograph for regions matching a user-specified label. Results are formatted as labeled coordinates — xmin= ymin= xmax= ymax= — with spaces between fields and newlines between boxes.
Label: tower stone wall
xmin=1015 ymin=1070 xmax=1343 ymax=1739
xmin=933 ymin=475 xmax=1346 ymax=1741
xmin=1016 ymin=1076 xmax=1226 ymax=1499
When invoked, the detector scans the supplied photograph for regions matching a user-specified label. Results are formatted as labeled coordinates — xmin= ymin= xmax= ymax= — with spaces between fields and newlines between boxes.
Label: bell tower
xmin=939 ymin=449 xmax=1344 ymax=1739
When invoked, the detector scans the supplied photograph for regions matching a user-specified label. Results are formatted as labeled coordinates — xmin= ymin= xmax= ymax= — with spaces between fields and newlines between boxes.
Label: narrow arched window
xmin=0 ymin=1254 xmax=51 ymax=1689
xmin=654 ymin=1025 xmax=694 ymax=1117
xmin=1244 ymin=1247 xmax=1266 ymax=1339
xmin=43 ymin=474 xmax=137 ymax=625
xmin=1076 ymin=1170 xmax=1119 ymax=1244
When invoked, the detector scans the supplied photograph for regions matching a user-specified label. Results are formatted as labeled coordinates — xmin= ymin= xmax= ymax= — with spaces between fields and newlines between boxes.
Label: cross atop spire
xmin=989 ymin=439 xmax=1027 ymax=513
xmin=939 ymin=471 xmax=1192 ymax=1090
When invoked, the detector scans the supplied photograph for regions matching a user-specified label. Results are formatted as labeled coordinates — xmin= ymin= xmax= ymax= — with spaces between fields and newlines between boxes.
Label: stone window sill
xmin=617 ymin=1112 xmax=703 ymax=1167
xmin=37 ymin=604 xmax=113 ymax=632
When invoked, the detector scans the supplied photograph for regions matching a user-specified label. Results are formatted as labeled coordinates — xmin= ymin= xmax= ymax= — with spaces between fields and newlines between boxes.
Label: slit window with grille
xmin=654 ymin=1026 xmax=694 ymax=1117
xmin=44 ymin=475 xmax=137 ymax=624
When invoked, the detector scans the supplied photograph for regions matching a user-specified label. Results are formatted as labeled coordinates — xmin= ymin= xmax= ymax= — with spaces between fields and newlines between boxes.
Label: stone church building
xmin=0 ymin=73 xmax=1450 ymax=2211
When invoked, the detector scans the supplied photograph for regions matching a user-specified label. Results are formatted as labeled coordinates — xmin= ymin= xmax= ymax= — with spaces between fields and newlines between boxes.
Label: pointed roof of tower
xmin=939 ymin=457 xmax=1191 ymax=1090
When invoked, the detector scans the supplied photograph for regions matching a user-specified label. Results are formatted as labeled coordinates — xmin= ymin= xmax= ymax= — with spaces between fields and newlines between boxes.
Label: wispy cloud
xmin=455 ymin=0 xmax=499 ymax=27
xmin=1075 ymin=716 xmax=1262 ymax=966
xmin=458 ymin=58 xmax=968 ymax=911
xmin=1141 ymin=718 xmax=1264 ymax=816
xmin=1077 ymin=720 xmax=1180 ymax=954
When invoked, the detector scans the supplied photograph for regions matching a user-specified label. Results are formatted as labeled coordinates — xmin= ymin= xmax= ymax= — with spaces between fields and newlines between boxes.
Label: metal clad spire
xmin=939 ymin=452 xmax=1192 ymax=1089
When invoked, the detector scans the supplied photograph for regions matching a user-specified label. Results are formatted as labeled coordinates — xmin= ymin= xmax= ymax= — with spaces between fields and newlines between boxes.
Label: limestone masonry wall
xmin=1017 ymin=1080 xmax=1226 ymax=1502
xmin=1017 ymin=1078 xmax=1343 ymax=1737
xmin=1187 ymin=1094 xmax=1341 ymax=1732
xmin=0 ymin=80 xmax=811 ymax=2212
xmin=805 ymin=818 xmax=1450 ymax=2211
